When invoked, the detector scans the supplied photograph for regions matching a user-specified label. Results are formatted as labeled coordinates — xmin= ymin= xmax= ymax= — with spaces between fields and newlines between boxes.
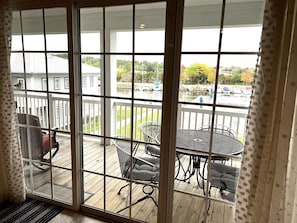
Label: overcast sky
xmin=11 ymin=26 xmax=262 ymax=68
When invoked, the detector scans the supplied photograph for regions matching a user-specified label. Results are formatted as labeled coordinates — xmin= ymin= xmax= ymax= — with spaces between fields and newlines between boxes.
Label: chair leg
xmin=32 ymin=162 xmax=50 ymax=171
xmin=118 ymin=183 xmax=130 ymax=195
xmin=207 ymin=186 xmax=212 ymax=214
xmin=117 ymin=185 xmax=158 ymax=213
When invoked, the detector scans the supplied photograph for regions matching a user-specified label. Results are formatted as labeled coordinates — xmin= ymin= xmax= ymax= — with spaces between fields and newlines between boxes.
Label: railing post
xmin=48 ymin=93 xmax=55 ymax=129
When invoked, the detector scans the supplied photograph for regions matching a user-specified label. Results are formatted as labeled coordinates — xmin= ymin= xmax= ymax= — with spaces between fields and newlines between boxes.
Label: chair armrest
xmin=146 ymin=145 xmax=160 ymax=156
xmin=131 ymin=168 xmax=159 ymax=181
xmin=134 ymin=156 xmax=158 ymax=168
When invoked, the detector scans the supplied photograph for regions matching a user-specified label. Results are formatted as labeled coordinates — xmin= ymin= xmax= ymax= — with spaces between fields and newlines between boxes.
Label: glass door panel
xmin=80 ymin=2 xmax=166 ymax=222
xmin=173 ymin=0 xmax=265 ymax=222
xmin=12 ymin=7 xmax=72 ymax=205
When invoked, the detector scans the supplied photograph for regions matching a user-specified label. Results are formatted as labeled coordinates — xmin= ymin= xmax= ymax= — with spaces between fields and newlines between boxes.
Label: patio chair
xmin=199 ymin=125 xmax=239 ymax=163
xmin=196 ymin=125 xmax=238 ymax=191
xmin=140 ymin=122 xmax=186 ymax=181
xmin=207 ymin=162 xmax=240 ymax=211
xmin=112 ymin=137 xmax=159 ymax=213
xmin=140 ymin=121 xmax=161 ymax=157
xmin=18 ymin=113 xmax=59 ymax=170
xmin=199 ymin=125 xmax=236 ymax=138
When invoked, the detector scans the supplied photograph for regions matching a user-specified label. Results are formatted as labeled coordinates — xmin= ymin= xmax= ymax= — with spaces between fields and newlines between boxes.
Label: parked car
xmin=232 ymin=86 xmax=243 ymax=94
xmin=243 ymin=86 xmax=252 ymax=96
xmin=222 ymin=86 xmax=231 ymax=96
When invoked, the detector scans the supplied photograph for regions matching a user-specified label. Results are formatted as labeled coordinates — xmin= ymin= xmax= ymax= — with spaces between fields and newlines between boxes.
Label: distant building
xmin=11 ymin=53 xmax=100 ymax=94
xmin=11 ymin=54 xmax=101 ymax=127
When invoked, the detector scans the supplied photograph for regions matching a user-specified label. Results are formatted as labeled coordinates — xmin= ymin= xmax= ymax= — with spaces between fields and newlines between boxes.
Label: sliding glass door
xmin=10 ymin=0 xmax=265 ymax=222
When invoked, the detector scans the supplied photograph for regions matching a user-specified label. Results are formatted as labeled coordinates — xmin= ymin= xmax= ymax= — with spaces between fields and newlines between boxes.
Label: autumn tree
xmin=241 ymin=69 xmax=253 ymax=84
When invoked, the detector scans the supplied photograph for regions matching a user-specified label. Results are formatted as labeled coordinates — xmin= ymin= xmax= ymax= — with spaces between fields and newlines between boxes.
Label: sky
xmin=11 ymin=26 xmax=262 ymax=68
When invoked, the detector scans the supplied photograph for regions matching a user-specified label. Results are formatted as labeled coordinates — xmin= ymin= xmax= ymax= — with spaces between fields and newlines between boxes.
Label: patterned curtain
xmin=235 ymin=0 xmax=297 ymax=222
xmin=0 ymin=0 xmax=26 ymax=204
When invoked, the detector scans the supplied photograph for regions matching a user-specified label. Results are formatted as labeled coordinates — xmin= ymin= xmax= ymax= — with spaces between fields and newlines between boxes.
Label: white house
xmin=11 ymin=53 xmax=100 ymax=94
xmin=11 ymin=53 xmax=101 ymax=128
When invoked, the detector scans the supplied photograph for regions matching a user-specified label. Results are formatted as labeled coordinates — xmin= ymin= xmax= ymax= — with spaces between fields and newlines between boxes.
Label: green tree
xmin=207 ymin=68 xmax=216 ymax=83
xmin=232 ymin=73 xmax=242 ymax=84
xmin=82 ymin=56 xmax=100 ymax=67
xmin=117 ymin=67 xmax=126 ymax=81
xmin=185 ymin=63 xmax=212 ymax=84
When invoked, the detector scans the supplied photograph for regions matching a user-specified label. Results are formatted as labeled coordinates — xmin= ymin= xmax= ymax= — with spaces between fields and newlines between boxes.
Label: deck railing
xmin=15 ymin=93 xmax=248 ymax=141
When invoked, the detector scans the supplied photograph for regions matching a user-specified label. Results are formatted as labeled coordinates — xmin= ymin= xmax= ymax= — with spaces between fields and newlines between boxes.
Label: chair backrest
xmin=140 ymin=122 xmax=161 ymax=143
xmin=112 ymin=138 xmax=138 ymax=178
xmin=113 ymin=138 xmax=158 ymax=180
xmin=199 ymin=125 xmax=236 ymax=138
xmin=18 ymin=114 xmax=43 ymax=160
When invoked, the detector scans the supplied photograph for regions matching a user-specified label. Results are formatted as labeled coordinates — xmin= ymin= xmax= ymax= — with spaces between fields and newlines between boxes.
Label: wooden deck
xmin=24 ymin=134 xmax=236 ymax=223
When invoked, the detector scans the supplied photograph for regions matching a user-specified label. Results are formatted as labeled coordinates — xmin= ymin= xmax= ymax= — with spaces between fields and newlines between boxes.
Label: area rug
xmin=34 ymin=183 xmax=93 ymax=202
xmin=0 ymin=198 xmax=63 ymax=223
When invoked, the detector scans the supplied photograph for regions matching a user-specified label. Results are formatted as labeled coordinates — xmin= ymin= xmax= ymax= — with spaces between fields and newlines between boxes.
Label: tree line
xmin=53 ymin=54 xmax=254 ymax=85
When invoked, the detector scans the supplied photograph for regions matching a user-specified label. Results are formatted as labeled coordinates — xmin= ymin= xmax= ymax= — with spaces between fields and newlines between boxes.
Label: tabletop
xmin=157 ymin=129 xmax=243 ymax=157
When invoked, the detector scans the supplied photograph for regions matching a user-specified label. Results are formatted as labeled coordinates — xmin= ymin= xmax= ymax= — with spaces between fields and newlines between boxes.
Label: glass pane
xmin=221 ymin=27 xmax=262 ymax=52
xmin=112 ymin=98 xmax=133 ymax=138
xmin=82 ymin=96 xmax=102 ymax=135
xmin=224 ymin=0 xmax=265 ymax=30
xmin=182 ymin=28 xmax=220 ymax=52
xmin=173 ymin=192 xmax=205 ymax=222
xmin=80 ymin=8 xmax=103 ymax=53
xmin=81 ymin=55 xmax=101 ymax=95
xmin=52 ymin=132 xmax=71 ymax=168
xmin=22 ymin=10 xmax=45 ymax=51
xmin=52 ymin=168 xmax=73 ymax=203
xmin=83 ymin=136 xmax=104 ymax=174
xmin=24 ymin=53 xmax=46 ymax=91
xmin=114 ymin=55 xmax=133 ymax=98
xmin=180 ymin=54 xmax=218 ymax=103
xmin=11 ymin=11 xmax=22 ymax=51
xmin=134 ymin=55 xmax=164 ymax=100
xmin=47 ymin=53 xmax=69 ymax=92
xmin=11 ymin=53 xmax=25 ymax=86
xmin=106 ymin=6 xmax=133 ymax=53
xmin=45 ymin=8 xmax=68 ymax=51
xmin=135 ymin=2 xmax=166 ymax=51
xmin=83 ymin=173 xmax=103 ymax=208
xmin=24 ymin=162 xmax=51 ymax=191
xmin=105 ymin=177 xmax=129 ymax=213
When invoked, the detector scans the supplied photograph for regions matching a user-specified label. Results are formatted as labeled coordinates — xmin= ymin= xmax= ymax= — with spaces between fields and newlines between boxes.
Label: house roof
xmin=10 ymin=53 xmax=100 ymax=74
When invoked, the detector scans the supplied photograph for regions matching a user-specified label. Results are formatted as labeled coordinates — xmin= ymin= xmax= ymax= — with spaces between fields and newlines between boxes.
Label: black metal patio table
xmin=156 ymin=129 xmax=243 ymax=188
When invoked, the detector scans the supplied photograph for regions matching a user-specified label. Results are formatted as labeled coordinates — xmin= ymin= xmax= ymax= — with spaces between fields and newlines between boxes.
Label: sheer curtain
xmin=0 ymin=0 xmax=25 ymax=204
xmin=235 ymin=0 xmax=297 ymax=222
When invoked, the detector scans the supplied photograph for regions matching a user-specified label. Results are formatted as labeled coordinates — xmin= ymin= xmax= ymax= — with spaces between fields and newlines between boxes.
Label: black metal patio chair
xmin=140 ymin=121 xmax=161 ymax=157
xmin=207 ymin=162 xmax=240 ymax=211
xmin=195 ymin=125 xmax=239 ymax=191
xmin=140 ymin=122 xmax=188 ymax=181
xmin=112 ymin=137 xmax=159 ymax=213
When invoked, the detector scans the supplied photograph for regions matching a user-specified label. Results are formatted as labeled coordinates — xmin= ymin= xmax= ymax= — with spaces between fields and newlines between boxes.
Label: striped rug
xmin=0 ymin=198 xmax=63 ymax=223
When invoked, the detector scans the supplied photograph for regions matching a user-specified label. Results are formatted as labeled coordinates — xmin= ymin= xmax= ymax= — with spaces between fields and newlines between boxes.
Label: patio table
xmin=156 ymin=129 xmax=243 ymax=189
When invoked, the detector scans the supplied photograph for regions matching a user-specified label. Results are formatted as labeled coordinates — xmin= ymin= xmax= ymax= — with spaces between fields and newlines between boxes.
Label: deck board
xmin=25 ymin=134 xmax=236 ymax=223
